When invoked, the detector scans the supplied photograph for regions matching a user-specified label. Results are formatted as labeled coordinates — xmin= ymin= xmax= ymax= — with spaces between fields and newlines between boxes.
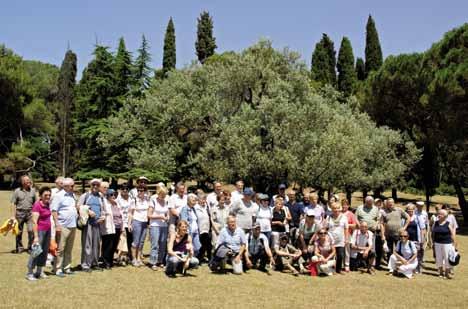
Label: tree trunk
xmin=345 ymin=187 xmax=352 ymax=204
xmin=362 ymin=189 xmax=368 ymax=200
xmin=81 ymin=179 xmax=86 ymax=193
xmin=453 ymin=180 xmax=468 ymax=226
xmin=374 ymin=188 xmax=381 ymax=199
xmin=392 ymin=188 xmax=398 ymax=201
xmin=425 ymin=189 xmax=431 ymax=213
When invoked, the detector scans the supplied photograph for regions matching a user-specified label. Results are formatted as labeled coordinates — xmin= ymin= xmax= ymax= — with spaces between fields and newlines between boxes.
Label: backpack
xmin=397 ymin=241 xmax=415 ymax=259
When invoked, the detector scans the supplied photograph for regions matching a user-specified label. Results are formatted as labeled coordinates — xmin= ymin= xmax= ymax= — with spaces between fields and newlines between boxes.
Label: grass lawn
xmin=0 ymin=190 xmax=466 ymax=308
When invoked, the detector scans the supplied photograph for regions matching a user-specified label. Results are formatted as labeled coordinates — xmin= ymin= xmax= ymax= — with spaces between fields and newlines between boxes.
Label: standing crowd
xmin=8 ymin=175 xmax=460 ymax=281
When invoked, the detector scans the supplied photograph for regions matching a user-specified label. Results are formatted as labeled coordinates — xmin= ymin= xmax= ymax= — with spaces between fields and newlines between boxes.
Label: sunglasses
xmin=318 ymin=232 xmax=326 ymax=235
xmin=399 ymin=235 xmax=408 ymax=238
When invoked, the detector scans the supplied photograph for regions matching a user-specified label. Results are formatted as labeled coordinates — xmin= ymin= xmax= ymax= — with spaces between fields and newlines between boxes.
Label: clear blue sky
xmin=1 ymin=0 xmax=467 ymax=75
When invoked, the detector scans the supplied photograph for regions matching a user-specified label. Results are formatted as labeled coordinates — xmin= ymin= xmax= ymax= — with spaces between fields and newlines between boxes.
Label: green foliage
xmin=103 ymin=40 xmax=418 ymax=191
xmin=356 ymin=57 xmax=366 ymax=81
xmin=311 ymin=33 xmax=336 ymax=87
xmin=114 ymin=37 xmax=133 ymax=97
xmin=133 ymin=35 xmax=152 ymax=96
xmin=365 ymin=15 xmax=383 ymax=76
xmin=23 ymin=60 xmax=59 ymax=102
xmin=337 ymin=37 xmax=357 ymax=97
xmin=195 ymin=11 xmax=217 ymax=64
xmin=162 ymin=18 xmax=176 ymax=76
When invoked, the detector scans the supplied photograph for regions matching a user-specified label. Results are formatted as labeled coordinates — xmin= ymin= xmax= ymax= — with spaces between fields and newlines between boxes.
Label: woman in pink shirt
xmin=26 ymin=186 xmax=52 ymax=281
xmin=342 ymin=199 xmax=357 ymax=272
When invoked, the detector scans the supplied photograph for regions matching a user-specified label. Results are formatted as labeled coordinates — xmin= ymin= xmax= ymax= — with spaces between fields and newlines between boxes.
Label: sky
xmin=1 ymin=0 xmax=467 ymax=76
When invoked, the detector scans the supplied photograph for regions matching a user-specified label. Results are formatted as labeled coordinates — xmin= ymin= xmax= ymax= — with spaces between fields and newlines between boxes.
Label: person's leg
xmin=131 ymin=221 xmax=142 ymax=265
xmin=386 ymin=236 xmax=397 ymax=261
xmin=158 ymin=227 xmax=168 ymax=265
xmin=367 ymin=252 xmax=376 ymax=271
xmin=63 ymin=228 xmax=76 ymax=272
xmin=344 ymin=243 xmax=350 ymax=271
xmin=91 ymin=225 xmax=101 ymax=267
xmin=81 ymin=224 xmax=92 ymax=269
xmin=374 ymin=233 xmax=383 ymax=268
xmin=100 ymin=234 xmax=112 ymax=267
xmin=149 ymin=226 xmax=159 ymax=266
xmin=434 ymin=243 xmax=444 ymax=275
xmin=26 ymin=213 xmax=34 ymax=251
xmin=197 ymin=233 xmax=208 ymax=262
xmin=388 ymin=254 xmax=397 ymax=273
xmin=56 ymin=227 xmax=69 ymax=273
xmin=137 ymin=223 xmax=148 ymax=262
xmin=125 ymin=227 xmax=133 ymax=261
xmin=15 ymin=211 xmax=27 ymax=252
xmin=188 ymin=256 xmax=200 ymax=270
xmin=35 ymin=230 xmax=50 ymax=276
xmin=417 ymin=243 xmax=424 ymax=272
xmin=335 ymin=246 xmax=345 ymax=273
xmin=192 ymin=232 xmax=201 ymax=257
xmin=165 ymin=256 xmax=180 ymax=275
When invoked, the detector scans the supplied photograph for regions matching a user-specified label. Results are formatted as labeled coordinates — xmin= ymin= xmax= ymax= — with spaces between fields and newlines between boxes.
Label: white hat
xmin=90 ymin=178 xmax=101 ymax=185
xmin=137 ymin=176 xmax=149 ymax=182
xmin=415 ymin=201 xmax=424 ymax=206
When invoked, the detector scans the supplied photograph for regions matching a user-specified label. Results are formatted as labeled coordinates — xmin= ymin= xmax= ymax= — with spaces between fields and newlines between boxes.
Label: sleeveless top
xmin=272 ymin=208 xmax=286 ymax=233
xmin=406 ymin=217 xmax=418 ymax=242
xmin=172 ymin=234 xmax=189 ymax=253
xmin=433 ymin=221 xmax=452 ymax=244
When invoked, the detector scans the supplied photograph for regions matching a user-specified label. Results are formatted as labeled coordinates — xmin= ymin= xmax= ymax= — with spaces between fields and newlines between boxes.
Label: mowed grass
xmin=0 ymin=190 xmax=466 ymax=308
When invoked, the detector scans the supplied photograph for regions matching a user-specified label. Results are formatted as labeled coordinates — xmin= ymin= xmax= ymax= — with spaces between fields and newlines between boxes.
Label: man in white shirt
xmin=207 ymin=182 xmax=222 ymax=207
xmin=230 ymin=180 xmax=244 ymax=203
xmin=350 ymin=221 xmax=375 ymax=273
xmin=168 ymin=182 xmax=187 ymax=232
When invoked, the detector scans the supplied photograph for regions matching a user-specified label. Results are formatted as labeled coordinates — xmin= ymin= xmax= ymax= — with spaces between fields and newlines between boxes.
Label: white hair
xmin=63 ymin=178 xmax=74 ymax=186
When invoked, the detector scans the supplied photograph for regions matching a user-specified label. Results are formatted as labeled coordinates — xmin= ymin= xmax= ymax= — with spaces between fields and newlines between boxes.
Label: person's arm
xmin=10 ymin=191 xmax=17 ymax=220
xmin=31 ymin=211 xmax=40 ymax=244
xmin=298 ymin=230 xmax=306 ymax=252
xmin=127 ymin=201 xmax=135 ymax=232
xmin=314 ymin=242 xmax=323 ymax=260
xmin=324 ymin=246 xmax=336 ymax=261
xmin=263 ymin=238 xmax=275 ymax=265
xmin=166 ymin=232 xmax=182 ymax=261
xmin=449 ymin=225 xmax=457 ymax=249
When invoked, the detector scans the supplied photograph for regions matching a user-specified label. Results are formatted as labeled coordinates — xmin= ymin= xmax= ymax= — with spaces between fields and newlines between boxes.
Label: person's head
xmin=375 ymin=198 xmax=383 ymax=208
xmin=213 ymin=182 xmax=222 ymax=194
xmin=227 ymin=215 xmax=237 ymax=231
xmin=235 ymin=180 xmax=244 ymax=192
xmin=136 ymin=176 xmax=149 ymax=188
xmin=259 ymin=193 xmax=270 ymax=207
xmin=177 ymin=220 xmax=189 ymax=235
xmin=331 ymin=202 xmax=341 ymax=217
xmin=216 ymin=193 xmax=225 ymax=207
xmin=399 ymin=230 xmax=409 ymax=243
xmin=438 ymin=209 xmax=448 ymax=221
xmin=287 ymin=190 xmax=296 ymax=203
xmin=317 ymin=228 xmax=328 ymax=242
xmin=386 ymin=198 xmax=395 ymax=210
xmin=62 ymin=178 xmax=74 ymax=193
xmin=222 ymin=190 xmax=231 ymax=204
xmin=187 ymin=193 xmax=198 ymax=207
xmin=137 ymin=186 xmax=146 ymax=198
xmin=157 ymin=187 xmax=167 ymax=200
xmin=341 ymin=199 xmax=350 ymax=212
xmin=359 ymin=221 xmax=368 ymax=233
xmin=365 ymin=196 xmax=374 ymax=208
xmin=120 ymin=183 xmax=129 ymax=198
xmin=274 ymin=197 xmax=284 ymax=210
xmin=252 ymin=223 xmax=261 ymax=237
xmin=309 ymin=192 xmax=319 ymax=205
xmin=198 ymin=192 xmax=207 ymax=206
xmin=305 ymin=210 xmax=315 ymax=223
xmin=242 ymin=188 xmax=254 ymax=202
xmin=20 ymin=175 xmax=32 ymax=189
xmin=406 ymin=204 xmax=415 ymax=216
xmin=100 ymin=181 xmax=109 ymax=195
xmin=278 ymin=184 xmax=287 ymax=195
xmin=55 ymin=176 xmax=65 ymax=189
xmin=39 ymin=186 xmax=51 ymax=204
xmin=415 ymin=201 xmax=424 ymax=210
xmin=90 ymin=179 xmax=101 ymax=193
xmin=175 ymin=181 xmax=185 ymax=196
xmin=279 ymin=234 xmax=289 ymax=246
xmin=106 ymin=189 xmax=117 ymax=201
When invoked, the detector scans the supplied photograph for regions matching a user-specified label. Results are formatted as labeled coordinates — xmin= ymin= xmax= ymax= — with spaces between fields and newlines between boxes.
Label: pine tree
xmin=311 ymin=33 xmax=336 ymax=87
xmin=195 ymin=11 xmax=217 ymax=64
xmin=114 ymin=37 xmax=132 ymax=98
xmin=355 ymin=57 xmax=366 ymax=81
xmin=365 ymin=15 xmax=383 ymax=76
xmin=162 ymin=17 xmax=176 ymax=76
xmin=133 ymin=34 xmax=152 ymax=95
xmin=337 ymin=37 xmax=356 ymax=97
xmin=56 ymin=49 xmax=77 ymax=176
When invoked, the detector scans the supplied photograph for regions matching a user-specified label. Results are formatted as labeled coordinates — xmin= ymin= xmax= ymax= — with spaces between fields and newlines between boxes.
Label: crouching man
xmin=209 ymin=215 xmax=246 ymax=274
xmin=244 ymin=223 xmax=274 ymax=272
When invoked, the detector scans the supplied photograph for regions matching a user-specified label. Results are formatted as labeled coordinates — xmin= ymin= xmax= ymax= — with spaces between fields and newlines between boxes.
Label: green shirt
xmin=356 ymin=205 xmax=380 ymax=232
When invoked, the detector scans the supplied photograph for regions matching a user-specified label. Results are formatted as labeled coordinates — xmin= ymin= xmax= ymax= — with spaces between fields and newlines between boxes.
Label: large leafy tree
xmin=311 ymin=34 xmax=336 ymax=87
xmin=365 ymin=15 xmax=383 ymax=76
xmin=162 ymin=17 xmax=176 ymax=77
xmin=56 ymin=49 xmax=77 ymax=176
xmin=337 ymin=37 xmax=357 ymax=97
xmin=195 ymin=11 xmax=217 ymax=64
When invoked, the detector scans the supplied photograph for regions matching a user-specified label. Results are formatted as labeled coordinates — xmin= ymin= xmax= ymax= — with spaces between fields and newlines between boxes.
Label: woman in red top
xmin=26 ymin=187 xmax=52 ymax=281
xmin=342 ymin=199 xmax=357 ymax=272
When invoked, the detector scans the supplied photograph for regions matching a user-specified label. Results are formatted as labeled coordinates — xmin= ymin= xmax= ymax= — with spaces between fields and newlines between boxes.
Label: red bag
xmin=309 ymin=261 xmax=319 ymax=276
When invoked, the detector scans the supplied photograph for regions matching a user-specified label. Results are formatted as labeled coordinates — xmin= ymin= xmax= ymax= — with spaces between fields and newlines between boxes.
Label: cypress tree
xmin=365 ymin=15 xmax=383 ymax=76
xmin=195 ymin=11 xmax=217 ymax=64
xmin=311 ymin=33 xmax=336 ymax=87
xmin=337 ymin=37 xmax=357 ymax=97
xmin=114 ymin=37 xmax=132 ymax=98
xmin=56 ymin=49 xmax=77 ymax=176
xmin=162 ymin=17 xmax=176 ymax=76
xmin=355 ymin=57 xmax=366 ymax=81
xmin=133 ymin=35 xmax=152 ymax=96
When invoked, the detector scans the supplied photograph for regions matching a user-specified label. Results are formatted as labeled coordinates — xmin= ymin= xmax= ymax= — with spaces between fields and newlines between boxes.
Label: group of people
xmin=9 ymin=176 xmax=459 ymax=281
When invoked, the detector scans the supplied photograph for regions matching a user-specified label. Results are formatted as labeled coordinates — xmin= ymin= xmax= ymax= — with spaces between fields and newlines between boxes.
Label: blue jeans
xmin=149 ymin=225 xmax=168 ymax=265
xmin=131 ymin=221 xmax=148 ymax=250
xmin=165 ymin=255 xmax=199 ymax=275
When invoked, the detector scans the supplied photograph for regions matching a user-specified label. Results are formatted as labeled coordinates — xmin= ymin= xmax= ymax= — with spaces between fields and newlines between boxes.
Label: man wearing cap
xmin=244 ymin=223 xmax=274 ymax=272
xmin=51 ymin=178 xmax=78 ymax=276
xmin=78 ymin=179 xmax=105 ymax=272
xmin=129 ymin=176 xmax=149 ymax=200
xmin=10 ymin=175 xmax=36 ymax=253
xmin=230 ymin=188 xmax=259 ymax=234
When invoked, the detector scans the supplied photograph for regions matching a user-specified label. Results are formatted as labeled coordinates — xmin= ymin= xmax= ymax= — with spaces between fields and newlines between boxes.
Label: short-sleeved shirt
xmin=396 ymin=241 xmax=417 ymax=260
xmin=326 ymin=214 xmax=349 ymax=247
xmin=356 ymin=205 xmax=380 ymax=232
xmin=382 ymin=208 xmax=408 ymax=238
xmin=84 ymin=193 xmax=103 ymax=225
xmin=299 ymin=220 xmax=319 ymax=241
xmin=217 ymin=227 xmax=246 ymax=253
xmin=116 ymin=196 xmax=131 ymax=228
xmin=168 ymin=194 xmax=187 ymax=220
xmin=130 ymin=197 xmax=150 ymax=223
xmin=303 ymin=204 xmax=325 ymax=224
xmin=32 ymin=201 xmax=51 ymax=231
xmin=247 ymin=232 xmax=270 ymax=256
xmin=11 ymin=187 xmax=36 ymax=211
xmin=286 ymin=202 xmax=304 ymax=228
xmin=256 ymin=206 xmax=273 ymax=232
xmin=230 ymin=199 xmax=259 ymax=230
xmin=350 ymin=229 xmax=374 ymax=258
xmin=52 ymin=190 xmax=77 ymax=228
xmin=211 ymin=204 xmax=230 ymax=231
xmin=149 ymin=196 xmax=169 ymax=227
xmin=194 ymin=204 xmax=211 ymax=234
xmin=277 ymin=243 xmax=297 ymax=256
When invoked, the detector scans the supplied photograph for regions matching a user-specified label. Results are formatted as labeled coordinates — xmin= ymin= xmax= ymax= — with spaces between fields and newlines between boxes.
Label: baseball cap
xmin=243 ymin=187 xmax=254 ymax=196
